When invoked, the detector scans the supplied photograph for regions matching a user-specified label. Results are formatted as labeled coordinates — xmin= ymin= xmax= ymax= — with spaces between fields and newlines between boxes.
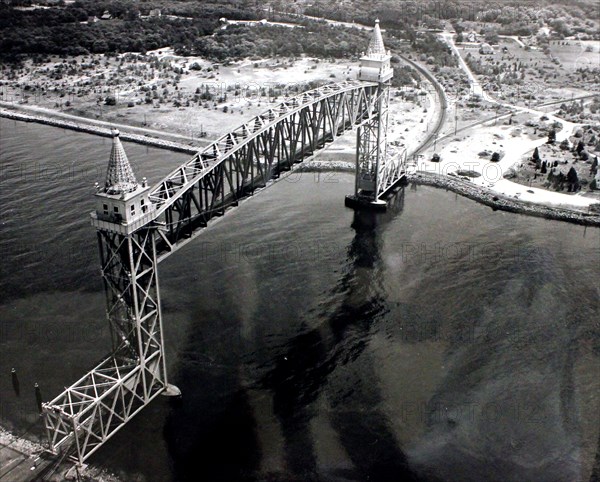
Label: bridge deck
xmin=148 ymin=80 xmax=377 ymax=218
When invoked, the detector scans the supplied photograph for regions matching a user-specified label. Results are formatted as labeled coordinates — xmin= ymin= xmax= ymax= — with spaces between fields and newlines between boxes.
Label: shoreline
xmin=2 ymin=108 xmax=598 ymax=227
xmin=297 ymin=165 xmax=600 ymax=226
xmin=0 ymin=426 xmax=123 ymax=481
xmin=0 ymin=107 xmax=199 ymax=155
xmin=407 ymin=172 xmax=600 ymax=227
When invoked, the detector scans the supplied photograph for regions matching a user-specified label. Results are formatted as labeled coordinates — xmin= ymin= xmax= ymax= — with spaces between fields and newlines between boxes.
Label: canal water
xmin=1 ymin=117 xmax=599 ymax=482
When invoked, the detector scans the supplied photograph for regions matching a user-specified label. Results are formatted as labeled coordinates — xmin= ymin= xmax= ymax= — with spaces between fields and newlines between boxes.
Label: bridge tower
xmin=346 ymin=20 xmax=405 ymax=210
xmin=42 ymin=130 xmax=179 ymax=465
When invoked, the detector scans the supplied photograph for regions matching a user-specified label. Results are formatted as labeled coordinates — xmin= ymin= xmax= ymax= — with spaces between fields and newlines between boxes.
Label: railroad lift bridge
xmin=41 ymin=20 xmax=406 ymax=465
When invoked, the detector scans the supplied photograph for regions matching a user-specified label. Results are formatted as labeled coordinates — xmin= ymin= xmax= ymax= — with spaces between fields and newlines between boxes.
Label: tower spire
xmin=366 ymin=19 xmax=386 ymax=58
xmin=104 ymin=129 xmax=138 ymax=195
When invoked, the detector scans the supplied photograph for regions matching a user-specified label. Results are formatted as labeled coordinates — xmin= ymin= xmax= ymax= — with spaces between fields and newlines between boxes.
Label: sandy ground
xmin=416 ymin=116 xmax=598 ymax=208
xmin=424 ymin=33 xmax=600 ymax=209
xmin=1 ymin=51 xmax=376 ymax=140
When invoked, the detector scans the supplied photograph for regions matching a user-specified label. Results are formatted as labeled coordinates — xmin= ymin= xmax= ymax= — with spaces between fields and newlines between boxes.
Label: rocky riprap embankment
xmin=408 ymin=172 xmax=600 ymax=227
xmin=0 ymin=108 xmax=199 ymax=154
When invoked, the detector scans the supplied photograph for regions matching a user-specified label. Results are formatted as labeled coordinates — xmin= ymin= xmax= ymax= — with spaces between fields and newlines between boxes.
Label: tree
xmin=547 ymin=129 xmax=556 ymax=144
xmin=576 ymin=140 xmax=585 ymax=155
xmin=590 ymin=157 xmax=598 ymax=176
xmin=566 ymin=166 xmax=579 ymax=192
xmin=541 ymin=161 xmax=547 ymax=174
xmin=491 ymin=152 xmax=501 ymax=162
xmin=532 ymin=146 xmax=540 ymax=162
xmin=484 ymin=27 xmax=499 ymax=44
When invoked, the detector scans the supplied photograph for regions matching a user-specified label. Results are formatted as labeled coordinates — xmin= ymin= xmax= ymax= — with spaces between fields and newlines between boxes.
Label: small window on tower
xmin=141 ymin=199 xmax=145 ymax=206
xmin=130 ymin=205 xmax=136 ymax=216
xmin=114 ymin=206 xmax=119 ymax=213
xmin=103 ymin=204 xmax=108 ymax=215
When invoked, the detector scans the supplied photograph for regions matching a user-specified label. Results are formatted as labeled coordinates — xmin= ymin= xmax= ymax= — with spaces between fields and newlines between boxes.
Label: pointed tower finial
xmin=104 ymin=129 xmax=138 ymax=195
xmin=367 ymin=19 xmax=386 ymax=57
xmin=358 ymin=20 xmax=393 ymax=83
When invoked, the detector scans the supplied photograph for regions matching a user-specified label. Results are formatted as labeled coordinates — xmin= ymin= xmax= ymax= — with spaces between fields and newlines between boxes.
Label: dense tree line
xmin=412 ymin=33 xmax=458 ymax=68
xmin=189 ymin=24 xmax=369 ymax=61
xmin=0 ymin=1 xmax=261 ymax=60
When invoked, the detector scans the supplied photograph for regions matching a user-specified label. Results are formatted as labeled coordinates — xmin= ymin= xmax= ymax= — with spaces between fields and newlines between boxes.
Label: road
xmin=439 ymin=31 xmax=581 ymax=143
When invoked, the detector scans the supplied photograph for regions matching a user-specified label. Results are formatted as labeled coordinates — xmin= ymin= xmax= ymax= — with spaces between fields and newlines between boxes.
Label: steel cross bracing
xmin=354 ymin=82 xmax=406 ymax=202
xmin=43 ymin=228 xmax=168 ymax=462
xmin=149 ymin=80 xmax=379 ymax=261
xmin=40 ymin=80 xmax=383 ymax=464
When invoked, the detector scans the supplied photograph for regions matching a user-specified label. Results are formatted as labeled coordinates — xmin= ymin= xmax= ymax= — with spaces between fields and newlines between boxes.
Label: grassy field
xmin=548 ymin=39 xmax=600 ymax=71
xmin=458 ymin=37 xmax=599 ymax=107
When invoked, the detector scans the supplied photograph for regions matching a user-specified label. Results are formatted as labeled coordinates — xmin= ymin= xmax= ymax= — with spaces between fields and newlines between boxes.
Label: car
xmin=431 ymin=153 xmax=441 ymax=162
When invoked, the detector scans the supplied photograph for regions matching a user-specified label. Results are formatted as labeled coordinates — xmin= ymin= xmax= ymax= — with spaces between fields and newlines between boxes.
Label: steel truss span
xmin=41 ymin=80 xmax=384 ymax=463
xmin=40 ymin=19 xmax=407 ymax=467
xmin=150 ymin=80 xmax=380 ymax=261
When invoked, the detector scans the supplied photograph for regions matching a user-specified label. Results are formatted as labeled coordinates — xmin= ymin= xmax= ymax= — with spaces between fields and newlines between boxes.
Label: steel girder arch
xmin=149 ymin=81 xmax=379 ymax=261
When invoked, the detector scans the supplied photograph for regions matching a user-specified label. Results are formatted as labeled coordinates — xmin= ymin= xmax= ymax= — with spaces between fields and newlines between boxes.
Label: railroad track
xmin=398 ymin=55 xmax=448 ymax=157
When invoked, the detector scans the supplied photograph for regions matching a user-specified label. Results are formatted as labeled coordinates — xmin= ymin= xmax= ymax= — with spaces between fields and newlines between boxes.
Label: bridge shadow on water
xmin=163 ymin=186 xmax=428 ymax=482
xmin=257 ymin=187 xmax=421 ymax=482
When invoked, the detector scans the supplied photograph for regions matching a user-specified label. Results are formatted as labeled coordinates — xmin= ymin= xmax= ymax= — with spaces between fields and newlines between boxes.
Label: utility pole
xmin=454 ymin=103 xmax=458 ymax=135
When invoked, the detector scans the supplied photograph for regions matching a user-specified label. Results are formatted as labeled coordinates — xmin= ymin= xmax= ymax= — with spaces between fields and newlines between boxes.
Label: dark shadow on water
xmin=164 ymin=187 xmax=430 ymax=481
xmin=258 ymin=187 xmax=425 ymax=481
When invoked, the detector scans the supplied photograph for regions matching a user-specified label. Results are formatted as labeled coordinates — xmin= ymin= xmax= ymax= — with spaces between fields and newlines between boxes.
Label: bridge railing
xmin=146 ymin=81 xmax=382 ymax=261
xmin=148 ymin=80 xmax=378 ymax=219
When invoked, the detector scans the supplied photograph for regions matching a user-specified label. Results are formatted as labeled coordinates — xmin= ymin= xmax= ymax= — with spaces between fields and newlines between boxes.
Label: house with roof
xmin=466 ymin=32 xmax=478 ymax=43
xmin=479 ymin=43 xmax=494 ymax=54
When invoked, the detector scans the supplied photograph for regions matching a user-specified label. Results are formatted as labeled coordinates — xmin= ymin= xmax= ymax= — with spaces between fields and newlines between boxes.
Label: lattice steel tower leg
xmin=42 ymin=131 xmax=179 ymax=465
xmin=346 ymin=20 xmax=405 ymax=211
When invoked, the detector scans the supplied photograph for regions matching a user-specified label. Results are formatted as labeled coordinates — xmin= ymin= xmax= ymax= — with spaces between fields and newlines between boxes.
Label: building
xmin=90 ymin=130 xmax=155 ymax=235
xmin=358 ymin=20 xmax=393 ymax=83
xmin=479 ymin=43 xmax=494 ymax=54
xmin=149 ymin=9 xmax=161 ymax=17
xmin=100 ymin=10 xmax=112 ymax=20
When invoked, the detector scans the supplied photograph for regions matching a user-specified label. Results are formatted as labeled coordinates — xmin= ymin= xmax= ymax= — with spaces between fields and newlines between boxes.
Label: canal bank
xmin=408 ymin=171 xmax=600 ymax=227
xmin=1 ymin=107 xmax=598 ymax=227
xmin=0 ymin=107 xmax=199 ymax=155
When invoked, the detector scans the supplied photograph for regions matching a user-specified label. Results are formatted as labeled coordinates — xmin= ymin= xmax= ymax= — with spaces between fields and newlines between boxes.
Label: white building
xmin=90 ymin=130 xmax=155 ymax=235
xmin=479 ymin=43 xmax=494 ymax=54
xmin=358 ymin=20 xmax=393 ymax=83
